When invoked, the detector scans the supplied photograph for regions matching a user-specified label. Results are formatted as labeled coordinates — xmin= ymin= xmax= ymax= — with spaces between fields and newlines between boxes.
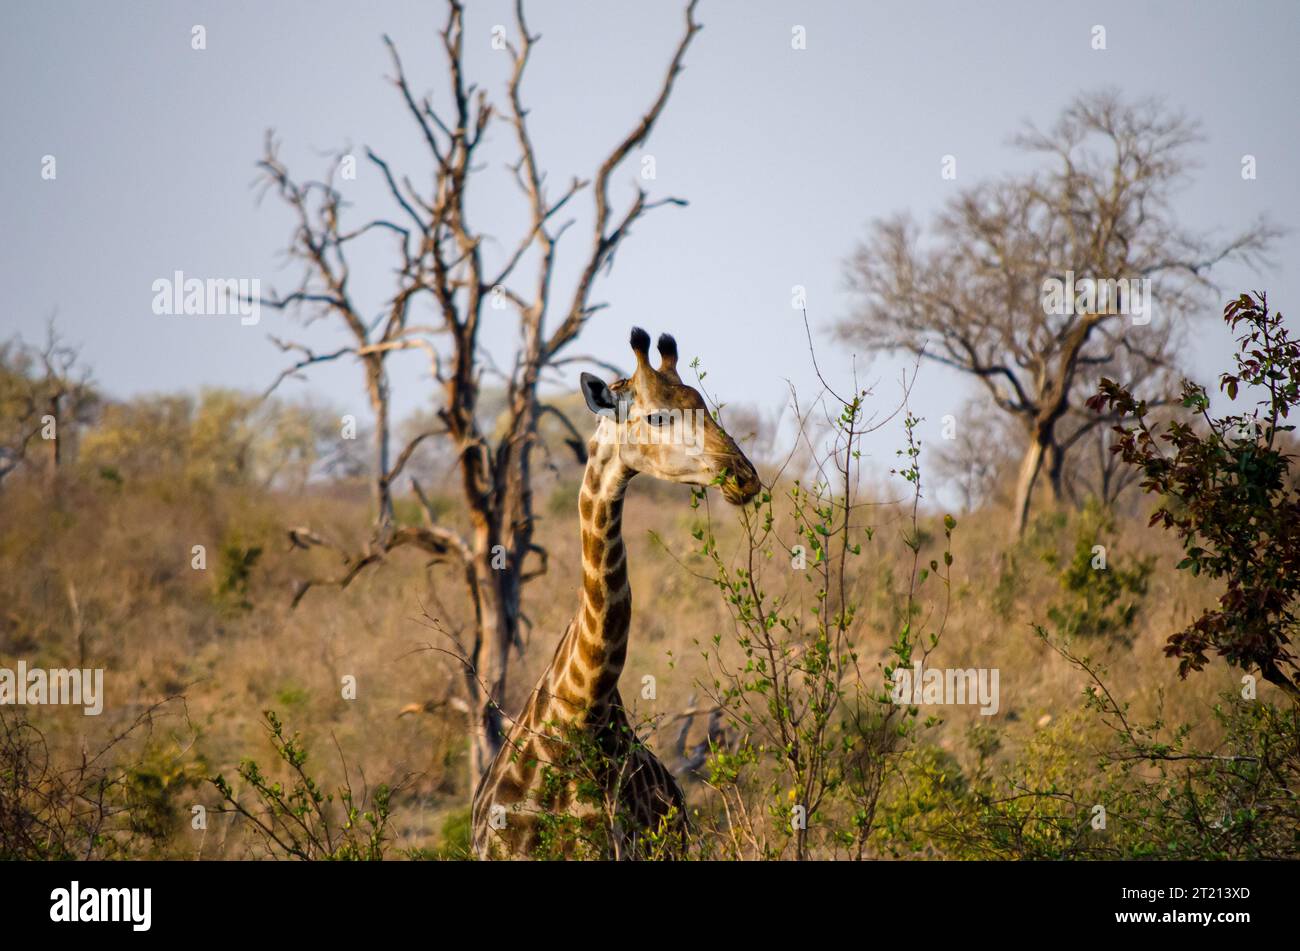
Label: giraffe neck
xmin=547 ymin=424 xmax=634 ymax=718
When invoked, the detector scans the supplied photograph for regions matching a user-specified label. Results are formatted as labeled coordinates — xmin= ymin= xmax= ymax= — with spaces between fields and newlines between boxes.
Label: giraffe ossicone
xmin=470 ymin=327 xmax=761 ymax=859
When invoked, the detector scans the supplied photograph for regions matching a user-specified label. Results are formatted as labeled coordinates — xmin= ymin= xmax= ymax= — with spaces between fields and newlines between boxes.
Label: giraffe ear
xmin=580 ymin=372 xmax=617 ymax=415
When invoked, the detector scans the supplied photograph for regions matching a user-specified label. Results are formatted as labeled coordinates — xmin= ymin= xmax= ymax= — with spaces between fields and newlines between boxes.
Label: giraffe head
xmin=580 ymin=327 xmax=761 ymax=504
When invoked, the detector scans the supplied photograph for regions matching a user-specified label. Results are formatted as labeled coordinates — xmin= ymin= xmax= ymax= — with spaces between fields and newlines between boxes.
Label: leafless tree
xmin=842 ymin=89 xmax=1276 ymax=536
xmin=255 ymin=0 xmax=701 ymax=788
xmin=1057 ymin=340 xmax=1177 ymax=508
xmin=932 ymin=398 xmax=1020 ymax=513
xmin=0 ymin=322 xmax=96 ymax=489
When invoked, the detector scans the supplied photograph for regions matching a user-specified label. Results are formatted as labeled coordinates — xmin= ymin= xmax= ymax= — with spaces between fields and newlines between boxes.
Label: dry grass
xmin=0 ymin=448 xmax=1270 ymax=858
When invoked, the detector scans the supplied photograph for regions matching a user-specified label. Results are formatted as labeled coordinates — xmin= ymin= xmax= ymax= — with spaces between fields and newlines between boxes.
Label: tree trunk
xmin=463 ymin=391 xmax=541 ymax=793
xmin=45 ymin=396 xmax=62 ymax=503
xmin=1010 ymin=425 xmax=1062 ymax=538
xmin=1011 ymin=438 xmax=1045 ymax=539
xmin=365 ymin=358 xmax=394 ymax=542
xmin=47 ymin=397 xmax=61 ymax=472
xmin=1045 ymin=440 xmax=1066 ymax=505
xmin=466 ymin=532 xmax=516 ymax=792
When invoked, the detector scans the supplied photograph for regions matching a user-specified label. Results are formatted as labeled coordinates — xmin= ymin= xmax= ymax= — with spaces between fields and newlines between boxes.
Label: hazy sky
xmin=3 ymin=0 xmax=1297 ymax=487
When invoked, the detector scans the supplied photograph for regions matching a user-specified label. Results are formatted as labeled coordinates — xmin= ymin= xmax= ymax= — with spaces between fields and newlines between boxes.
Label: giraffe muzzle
xmin=721 ymin=458 xmax=761 ymax=504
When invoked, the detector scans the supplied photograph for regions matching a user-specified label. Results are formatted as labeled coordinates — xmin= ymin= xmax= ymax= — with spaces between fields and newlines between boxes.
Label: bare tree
xmin=1056 ymin=341 xmax=1178 ymax=508
xmin=255 ymin=0 xmax=701 ymax=788
xmin=932 ymin=398 xmax=1020 ymax=513
xmin=0 ymin=322 xmax=96 ymax=489
xmin=842 ymin=89 xmax=1276 ymax=536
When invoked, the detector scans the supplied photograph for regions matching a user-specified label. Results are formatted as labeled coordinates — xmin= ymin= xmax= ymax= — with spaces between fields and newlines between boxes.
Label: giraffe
xmin=470 ymin=327 xmax=761 ymax=859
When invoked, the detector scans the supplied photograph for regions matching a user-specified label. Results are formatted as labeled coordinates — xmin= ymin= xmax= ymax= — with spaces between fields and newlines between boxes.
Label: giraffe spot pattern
xmin=471 ymin=434 xmax=685 ymax=859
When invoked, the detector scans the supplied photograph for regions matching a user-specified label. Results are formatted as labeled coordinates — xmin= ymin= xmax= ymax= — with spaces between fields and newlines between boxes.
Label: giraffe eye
xmin=646 ymin=412 xmax=672 ymax=427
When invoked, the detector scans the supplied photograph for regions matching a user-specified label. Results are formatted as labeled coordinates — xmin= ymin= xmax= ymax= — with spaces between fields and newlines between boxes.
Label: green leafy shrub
xmin=683 ymin=377 xmax=956 ymax=859
xmin=1091 ymin=291 xmax=1300 ymax=698
xmin=948 ymin=632 xmax=1300 ymax=860
xmin=213 ymin=538 xmax=262 ymax=612
xmin=212 ymin=711 xmax=394 ymax=860
xmin=123 ymin=742 xmax=206 ymax=848
xmin=1045 ymin=502 xmax=1154 ymax=642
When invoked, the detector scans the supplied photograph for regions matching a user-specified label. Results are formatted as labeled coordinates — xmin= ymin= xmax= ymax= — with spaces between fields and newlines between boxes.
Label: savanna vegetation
xmin=2 ymin=1 xmax=1295 ymax=861
xmin=2 ymin=290 xmax=1297 ymax=860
